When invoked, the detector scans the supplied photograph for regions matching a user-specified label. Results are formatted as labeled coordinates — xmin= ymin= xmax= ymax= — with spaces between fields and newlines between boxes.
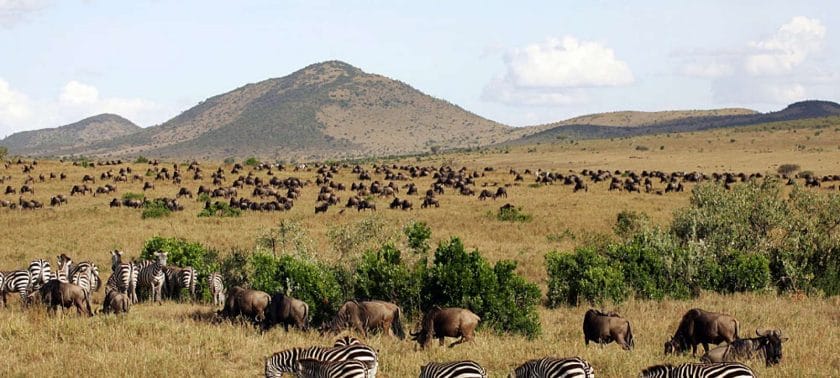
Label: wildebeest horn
xmin=756 ymin=328 xmax=770 ymax=337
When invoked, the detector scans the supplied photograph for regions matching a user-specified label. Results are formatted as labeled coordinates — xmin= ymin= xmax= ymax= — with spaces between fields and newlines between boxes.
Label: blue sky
xmin=1 ymin=0 xmax=838 ymax=137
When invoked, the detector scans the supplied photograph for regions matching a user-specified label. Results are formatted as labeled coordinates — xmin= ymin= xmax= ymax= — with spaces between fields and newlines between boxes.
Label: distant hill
xmin=70 ymin=61 xmax=517 ymax=160
xmin=0 ymin=114 xmax=141 ymax=156
xmin=506 ymin=100 xmax=840 ymax=145
xmin=539 ymin=108 xmax=757 ymax=129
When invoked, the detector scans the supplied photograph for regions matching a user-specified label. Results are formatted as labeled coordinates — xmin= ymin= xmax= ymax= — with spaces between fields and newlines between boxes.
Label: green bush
xmin=546 ymin=248 xmax=627 ymax=307
xmin=719 ymin=251 xmax=770 ymax=293
xmin=606 ymin=230 xmax=693 ymax=300
xmin=404 ymin=221 xmax=432 ymax=255
xmin=244 ymin=157 xmax=260 ymax=166
xmin=140 ymin=237 xmax=219 ymax=302
xmin=141 ymin=200 xmax=171 ymax=219
xmin=135 ymin=156 xmax=149 ymax=164
xmin=423 ymin=237 xmax=541 ymax=338
xmin=613 ymin=210 xmax=650 ymax=239
xmin=122 ymin=192 xmax=145 ymax=201
xmin=196 ymin=193 xmax=211 ymax=203
xmin=198 ymin=202 xmax=241 ymax=218
xmin=496 ymin=206 xmax=532 ymax=222
xmin=353 ymin=244 xmax=423 ymax=316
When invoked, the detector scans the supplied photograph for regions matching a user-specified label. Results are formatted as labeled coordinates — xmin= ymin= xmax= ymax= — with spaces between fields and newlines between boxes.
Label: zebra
xmin=28 ymin=258 xmax=51 ymax=291
xmin=70 ymin=262 xmax=101 ymax=295
xmin=296 ymin=359 xmax=368 ymax=378
xmin=511 ymin=357 xmax=594 ymax=378
xmin=208 ymin=271 xmax=225 ymax=307
xmin=264 ymin=344 xmax=379 ymax=378
xmin=106 ymin=250 xmax=134 ymax=300
xmin=136 ymin=252 xmax=167 ymax=304
xmin=1 ymin=270 xmax=31 ymax=307
xmin=419 ymin=361 xmax=486 ymax=378
xmin=56 ymin=254 xmax=72 ymax=282
xmin=334 ymin=336 xmax=363 ymax=348
xmin=163 ymin=266 xmax=196 ymax=301
xmin=640 ymin=362 xmax=755 ymax=378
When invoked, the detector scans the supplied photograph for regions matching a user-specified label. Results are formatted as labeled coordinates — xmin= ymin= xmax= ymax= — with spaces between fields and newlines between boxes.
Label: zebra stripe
xmin=265 ymin=344 xmax=378 ymax=378
xmin=419 ymin=360 xmax=486 ymax=378
xmin=297 ymin=358 xmax=368 ymax=378
xmin=137 ymin=252 xmax=167 ymax=303
xmin=208 ymin=272 xmax=225 ymax=306
xmin=28 ymin=259 xmax=51 ymax=291
xmin=70 ymin=262 xmax=101 ymax=294
xmin=164 ymin=266 xmax=196 ymax=300
xmin=105 ymin=263 xmax=134 ymax=300
xmin=56 ymin=254 xmax=72 ymax=283
xmin=512 ymin=357 xmax=594 ymax=378
xmin=1 ymin=270 xmax=31 ymax=306
xmin=640 ymin=362 xmax=755 ymax=378
xmin=334 ymin=336 xmax=363 ymax=348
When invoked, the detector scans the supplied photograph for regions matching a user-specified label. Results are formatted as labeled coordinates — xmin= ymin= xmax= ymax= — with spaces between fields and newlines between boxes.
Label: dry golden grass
xmin=1 ymin=122 xmax=839 ymax=376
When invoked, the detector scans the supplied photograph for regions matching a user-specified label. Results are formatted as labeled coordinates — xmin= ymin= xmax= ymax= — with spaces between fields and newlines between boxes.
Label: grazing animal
xmin=333 ymin=336 xmax=364 ymax=348
xmin=700 ymin=329 xmax=788 ymax=366
xmin=27 ymin=259 xmax=52 ymax=291
xmin=32 ymin=280 xmax=92 ymax=316
xmin=106 ymin=250 xmax=135 ymax=300
xmin=1 ymin=270 xmax=31 ymax=307
xmin=69 ymin=262 xmax=102 ymax=295
xmin=163 ymin=266 xmax=196 ymax=300
xmin=220 ymin=286 xmax=272 ymax=325
xmin=322 ymin=300 xmax=405 ymax=339
xmin=410 ymin=306 xmax=480 ymax=349
xmin=664 ymin=308 xmax=739 ymax=356
xmin=639 ymin=362 xmax=755 ymax=378
xmin=267 ymin=293 xmax=309 ymax=331
xmin=208 ymin=272 xmax=225 ymax=307
xmin=419 ymin=360 xmax=486 ymax=378
xmin=102 ymin=289 xmax=130 ymax=315
xmin=136 ymin=252 xmax=168 ymax=304
xmin=296 ymin=359 xmax=368 ymax=378
xmin=264 ymin=344 xmax=379 ymax=378
xmin=583 ymin=309 xmax=634 ymax=350
xmin=511 ymin=357 xmax=594 ymax=378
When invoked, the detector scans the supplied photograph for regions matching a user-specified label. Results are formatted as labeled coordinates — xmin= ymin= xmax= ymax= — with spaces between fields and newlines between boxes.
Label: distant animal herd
xmin=0 ymin=158 xmax=810 ymax=377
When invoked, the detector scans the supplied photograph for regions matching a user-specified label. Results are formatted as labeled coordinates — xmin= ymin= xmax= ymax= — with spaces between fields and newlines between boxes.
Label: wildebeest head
xmin=664 ymin=335 xmax=689 ymax=355
xmin=410 ymin=306 xmax=441 ymax=349
xmin=757 ymin=328 xmax=787 ymax=366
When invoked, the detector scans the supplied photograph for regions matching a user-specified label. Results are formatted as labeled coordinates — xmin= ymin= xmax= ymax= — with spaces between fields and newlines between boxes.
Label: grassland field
xmin=1 ymin=120 xmax=839 ymax=377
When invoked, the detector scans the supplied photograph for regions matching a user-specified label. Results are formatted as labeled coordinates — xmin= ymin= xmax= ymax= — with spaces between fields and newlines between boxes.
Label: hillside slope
xmin=75 ymin=61 xmax=516 ymax=160
xmin=0 ymin=114 xmax=141 ymax=156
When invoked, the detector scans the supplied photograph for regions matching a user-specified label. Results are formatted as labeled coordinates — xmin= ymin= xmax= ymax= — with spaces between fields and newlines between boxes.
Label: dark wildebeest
xmin=219 ymin=286 xmax=271 ymax=326
xmin=321 ymin=300 xmax=406 ymax=339
xmin=665 ymin=308 xmax=740 ymax=356
xmin=701 ymin=329 xmax=788 ymax=366
xmin=583 ymin=309 xmax=634 ymax=350
xmin=102 ymin=289 xmax=130 ymax=315
xmin=32 ymin=280 xmax=92 ymax=316
xmin=266 ymin=293 xmax=309 ymax=331
xmin=410 ymin=306 xmax=480 ymax=348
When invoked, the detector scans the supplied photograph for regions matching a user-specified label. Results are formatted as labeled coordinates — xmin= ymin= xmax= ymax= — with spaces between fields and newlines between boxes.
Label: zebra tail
xmin=84 ymin=289 xmax=93 ymax=317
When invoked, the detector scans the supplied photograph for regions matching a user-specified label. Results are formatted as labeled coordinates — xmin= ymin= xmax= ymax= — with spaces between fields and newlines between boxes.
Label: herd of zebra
xmin=263 ymin=334 xmax=757 ymax=377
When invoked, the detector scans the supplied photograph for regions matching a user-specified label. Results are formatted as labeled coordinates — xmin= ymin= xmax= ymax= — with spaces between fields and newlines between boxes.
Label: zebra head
xmin=155 ymin=251 xmax=168 ymax=266
xmin=110 ymin=250 xmax=124 ymax=271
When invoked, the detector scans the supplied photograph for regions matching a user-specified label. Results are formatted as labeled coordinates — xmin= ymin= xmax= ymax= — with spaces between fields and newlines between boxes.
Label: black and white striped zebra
xmin=418 ymin=360 xmax=486 ymax=378
xmin=28 ymin=258 xmax=51 ymax=291
xmin=297 ymin=359 xmax=368 ymax=378
xmin=208 ymin=271 xmax=225 ymax=306
xmin=106 ymin=250 xmax=134 ymax=300
xmin=136 ymin=252 xmax=167 ymax=304
xmin=511 ymin=357 xmax=594 ymax=378
xmin=265 ymin=344 xmax=379 ymax=378
xmin=70 ymin=262 xmax=101 ymax=295
xmin=163 ymin=266 xmax=196 ymax=300
xmin=1 ymin=270 xmax=31 ymax=307
xmin=640 ymin=362 xmax=755 ymax=378
xmin=56 ymin=254 xmax=72 ymax=282
xmin=333 ymin=336 xmax=363 ymax=348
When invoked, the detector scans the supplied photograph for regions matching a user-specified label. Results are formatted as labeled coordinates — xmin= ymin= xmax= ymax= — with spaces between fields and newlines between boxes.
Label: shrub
xmin=353 ymin=244 xmax=423 ymax=316
xmin=140 ymin=237 xmax=219 ymax=302
xmin=122 ymin=192 xmax=145 ymax=201
xmin=422 ymin=237 xmax=541 ymax=338
xmin=135 ymin=156 xmax=149 ymax=164
xmin=496 ymin=206 xmax=532 ymax=222
xmin=546 ymin=248 xmax=627 ymax=307
xmin=141 ymin=200 xmax=171 ymax=219
xmin=635 ymin=145 xmax=649 ymax=151
xmin=777 ymin=163 xmax=800 ymax=176
xmin=404 ymin=221 xmax=432 ymax=255
xmin=719 ymin=251 xmax=770 ymax=293
xmin=223 ymin=157 xmax=235 ymax=164
xmin=196 ymin=193 xmax=211 ymax=203
xmin=328 ymin=216 xmax=397 ymax=262
xmin=198 ymin=202 xmax=241 ymax=218
xmin=244 ymin=157 xmax=260 ymax=166
xmin=607 ymin=231 xmax=694 ymax=300
xmin=613 ymin=210 xmax=650 ymax=239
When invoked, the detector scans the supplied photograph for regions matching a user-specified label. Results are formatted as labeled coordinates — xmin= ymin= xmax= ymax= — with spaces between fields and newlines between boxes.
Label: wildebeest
xmin=583 ymin=309 xmax=634 ymax=350
xmin=219 ymin=286 xmax=271 ymax=325
xmin=410 ymin=306 xmax=480 ymax=348
xmin=321 ymin=300 xmax=406 ymax=339
xmin=31 ymin=280 xmax=92 ymax=316
xmin=266 ymin=293 xmax=309 ymax=331
xmin=665 ymin=308 xmax=740 ymax=356
xmin=102 ymin=289 xmax=130 ymax=315
xmin=701 ymin=329 xmax=788 ymax=366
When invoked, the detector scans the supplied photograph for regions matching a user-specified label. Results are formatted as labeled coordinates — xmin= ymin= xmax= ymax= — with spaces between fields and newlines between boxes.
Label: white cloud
xmin=483 ymin=36 xmax=633 ymax=106
xmin=681 ymin=62 xmax=733 ymax=78
xmin=745 ymin=16 xmax=826 ymax=76
xmin=0 ymin=0 xmax=48 ymax=28
xmin=60 ymin=80 xmax=99 ymax=105
xmin=0 ymin=78 xmax=32 ymax=136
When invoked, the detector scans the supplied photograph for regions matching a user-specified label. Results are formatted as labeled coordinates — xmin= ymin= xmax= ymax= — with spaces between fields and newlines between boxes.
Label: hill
xmin=507 ymin=100 xmax=840 ymax=145
xmin=543 ymin=108 xmax=756 ymax=128
xmin=72 ymin=61 xmax=517 ymax=160
xmin=0 ymin=114 xmax=141 ymax=156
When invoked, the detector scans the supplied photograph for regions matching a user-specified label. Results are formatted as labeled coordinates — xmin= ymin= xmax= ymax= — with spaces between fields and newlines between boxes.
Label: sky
xmin=1 ymin=0 xmax=839 ymax=137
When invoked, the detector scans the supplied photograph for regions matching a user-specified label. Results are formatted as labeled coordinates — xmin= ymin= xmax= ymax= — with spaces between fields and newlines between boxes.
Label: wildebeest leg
xmin=449 ymin=337 xmax=467 ymax=348
xmin=439 ymin=337 xmax=445 ymax=347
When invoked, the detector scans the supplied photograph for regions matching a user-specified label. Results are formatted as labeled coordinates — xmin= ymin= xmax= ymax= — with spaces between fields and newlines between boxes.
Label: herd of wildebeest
xmin=0 ymin=157 xmax=818 ymax=377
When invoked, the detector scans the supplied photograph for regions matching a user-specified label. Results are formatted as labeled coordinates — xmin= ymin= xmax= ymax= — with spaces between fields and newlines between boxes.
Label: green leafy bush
xmin=353 ymin=244 xmax=423 ymax=316
xmin=404 ymin=221 xmax=432 ymax=255
xmin=546 ymin=248 xmax=627 ymax=307
xmin=140 ymin=237 xmax=219 ymax=301
xmin=244 ymin=157 xmax=260 ymax=166
xmin=141 ymin=200 xmax=171 ymax=219
xmin=198 ymin=202 xmax=241 ymax=218
xmin=496 ymin=205 xmax=532 ymax=222
xmin=613 ymin=210 xmax=650 ymax=239
xmin=122 ymin=192 xmax=145 ymax=201
xmin=135 ymin=156 xmax=149 ymax=164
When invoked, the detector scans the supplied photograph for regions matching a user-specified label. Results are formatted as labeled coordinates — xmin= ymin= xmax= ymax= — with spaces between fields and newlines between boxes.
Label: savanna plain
xmin=1 ymin=119 xmax=839 ymax=377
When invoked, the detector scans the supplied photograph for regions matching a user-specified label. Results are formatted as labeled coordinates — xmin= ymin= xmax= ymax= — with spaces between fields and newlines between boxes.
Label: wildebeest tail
xmin=627 ymin=320 xmax=634 ymax=348
xmin=733 ymin=318 xmax=740 ymax=340
xmin=392 ymin=306 xmax=406 ymax=340
xmin=83 ymin=289 xmax=93 ymax=316
xmin=303 ymin=302 xmax=310 ymax=331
